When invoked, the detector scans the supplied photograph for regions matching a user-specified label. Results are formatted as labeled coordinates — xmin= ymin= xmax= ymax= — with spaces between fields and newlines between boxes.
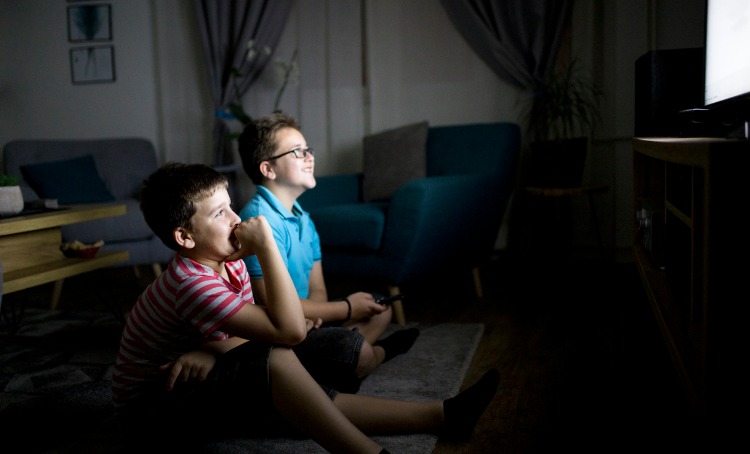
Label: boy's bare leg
xmin=355 ymin=342 xmax=385 ymax=379
xmin=350 ymin=306 xmax=417 ymax=379
xmin=354 ymin=330 xmax=421 ymax=379
xmin=334 ymin=369 xmax=500 ymax=438
xmin=269 ymin=347 xmax=382 ymax=454
xmin=269 ymin=342 xmax=499 ymax=448
xmin=334 ymin=393 xmax=444 ymax=434
xmin=353 ymin=306 xmax=420 ymax=378
xmin=354 ymin=307 xmax=392 ymax=345
xmin=354 ymin=325 xmax=423 ymax=379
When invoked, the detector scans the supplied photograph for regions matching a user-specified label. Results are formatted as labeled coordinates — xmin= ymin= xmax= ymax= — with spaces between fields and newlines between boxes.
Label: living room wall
xmin=0 ymin=1 xmax=159 ymax=150
xmin=0 ymin=0 xmax=706 ymax=260
xmin=0 ymin=0 xmax=210 ymax=167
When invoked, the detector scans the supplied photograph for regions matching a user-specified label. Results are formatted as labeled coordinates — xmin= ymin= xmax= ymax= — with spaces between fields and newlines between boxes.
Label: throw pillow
xmin=362 ymin=121 xmax=429 ymax=202
xmin=20 ymin=154 xmax=115 ymax=204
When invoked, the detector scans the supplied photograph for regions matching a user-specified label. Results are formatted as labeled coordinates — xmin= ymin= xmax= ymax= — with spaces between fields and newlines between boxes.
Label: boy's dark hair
xmin=140 ymin=162 xmax=228 ymax=251
xmin=237 ymin=112 xmax=301 ymax=185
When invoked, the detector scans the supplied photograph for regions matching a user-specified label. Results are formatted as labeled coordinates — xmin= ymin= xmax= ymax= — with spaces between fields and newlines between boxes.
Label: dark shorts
xmin=116 ymin=341 xmax=337 ymax=445
xmin=293 ymin=325 xmax=365 ymax=393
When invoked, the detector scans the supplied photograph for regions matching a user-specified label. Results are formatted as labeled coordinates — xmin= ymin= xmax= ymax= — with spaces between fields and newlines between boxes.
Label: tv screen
xmin=704 ymin=0 xmax=750 ymax=112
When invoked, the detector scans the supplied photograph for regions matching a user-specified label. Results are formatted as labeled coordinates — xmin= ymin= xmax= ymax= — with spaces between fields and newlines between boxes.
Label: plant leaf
xmin=521 ymin=59 xmax=603 ymax=142
xmin=228 ymin=103 xmax=252 ymax=125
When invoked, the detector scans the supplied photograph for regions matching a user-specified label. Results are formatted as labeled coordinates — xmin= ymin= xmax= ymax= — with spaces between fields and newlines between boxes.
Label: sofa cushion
xmin=299 ymin=173 xmax=362 ymax=210
xmin=426 ymin=122 xmax=521 ymax=177
xmin=62 ymin=198 xmax=154 ymax=244
xmin=309 ymin=203 xmax=387 ymax=250
xmin=20 ymin=154 xmax=115 ymax=204
xmin=362 ymin=121 xmax=428 ymax=202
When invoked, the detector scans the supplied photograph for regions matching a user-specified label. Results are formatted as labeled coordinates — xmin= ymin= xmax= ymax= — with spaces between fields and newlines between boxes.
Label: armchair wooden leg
xmin=134 ymin=263 xmax=164 ymax=280
xmin=472 ymin=267 xmax=484 ymax=300
xmin=50 ymin=279 xmax=64 ymax=310
xmin=388 ymin=285 xmax=406 ymax=326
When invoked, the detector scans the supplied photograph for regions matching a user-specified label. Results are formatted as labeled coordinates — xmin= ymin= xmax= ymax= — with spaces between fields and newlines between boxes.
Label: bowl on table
xmin=61 ymin=240 xmax=104 ymax=259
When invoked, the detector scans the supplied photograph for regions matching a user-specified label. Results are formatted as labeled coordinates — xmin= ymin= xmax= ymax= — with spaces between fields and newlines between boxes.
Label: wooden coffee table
xmin=0 ymin=203 xmax=129 ymax=310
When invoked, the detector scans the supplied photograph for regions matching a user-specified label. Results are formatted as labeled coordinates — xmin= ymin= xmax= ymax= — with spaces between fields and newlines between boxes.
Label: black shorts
xmin=293 ymin=325 xmax=364 ymax=393
xmin=116 ymin=341 xmax=337 ymax=445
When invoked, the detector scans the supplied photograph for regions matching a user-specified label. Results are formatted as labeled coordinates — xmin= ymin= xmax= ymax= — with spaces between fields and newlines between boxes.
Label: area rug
xmin=0 ymin=308 xmax=483 ymax=453
xmin=207 ymin=322 xmax=485 ymax=453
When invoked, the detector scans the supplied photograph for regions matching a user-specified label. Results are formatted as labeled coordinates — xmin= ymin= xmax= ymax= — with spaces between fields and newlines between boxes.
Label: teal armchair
xmin=299 ymin=122 xmax=521 ymax=324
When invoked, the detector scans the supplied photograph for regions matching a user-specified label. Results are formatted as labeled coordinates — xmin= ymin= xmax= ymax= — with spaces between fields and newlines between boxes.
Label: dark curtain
xmin=194 ymin=0 xmax=294 ymax=165
xmin=440 ymin=0 xmax=575 ymax=259
xmin=440 ymin=0 xmax=573 ymax=91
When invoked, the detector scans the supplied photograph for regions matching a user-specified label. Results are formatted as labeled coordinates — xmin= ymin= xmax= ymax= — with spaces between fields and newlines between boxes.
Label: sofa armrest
xmin=298 ymin=173 xmax=362 ymax=211
xmin=379 ymin=174 xmax=504 ymax=282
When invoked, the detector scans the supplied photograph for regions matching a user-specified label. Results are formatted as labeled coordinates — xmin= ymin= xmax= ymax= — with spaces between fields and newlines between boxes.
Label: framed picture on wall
xmin=68 ymin=4 xmax=112 ymax=42
xmin=70 ymin=46 xmax=115 ymax=84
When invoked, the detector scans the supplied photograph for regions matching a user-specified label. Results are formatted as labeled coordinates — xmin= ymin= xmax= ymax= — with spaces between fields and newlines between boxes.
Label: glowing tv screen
xmin=703 ymin=0 xmax=750 ymax=110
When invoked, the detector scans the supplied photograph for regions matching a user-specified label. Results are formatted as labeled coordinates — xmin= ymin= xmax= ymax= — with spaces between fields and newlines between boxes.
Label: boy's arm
xmin=250 ymin=277 xmax=323 ymax=332
xmin=250 ymin=276 xmax=269 ymax=306
xmin=306 ymin=261 xmax=328 ymax=302
xmin=305 ymin=264 xmax=387 ymax=324
xmin=249 ymin=262 xmax=327 ymax=307
xmin=200 ymin=336 xmax=248 ymax=354
xmin=222 ymin=216 xmax=307 ymax=344
xmin=160 ymin=337 xmax=248 ymax=391
xmin=301 ymin=291 xmax=386 ymax=323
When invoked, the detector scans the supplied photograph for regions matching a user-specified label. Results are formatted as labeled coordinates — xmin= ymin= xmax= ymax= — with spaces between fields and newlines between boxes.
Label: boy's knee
xmin=368 ymin=307 xmax=394 ymax=331
xmin=355 ymin=342 xmax=380 ymax=377
xmin=379 ymin=307 xmax=394 ymax=324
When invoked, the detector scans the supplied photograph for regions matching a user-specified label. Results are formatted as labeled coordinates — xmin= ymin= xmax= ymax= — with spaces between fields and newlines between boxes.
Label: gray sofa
xmin=2 ymin=138 xmax=173 ymax=275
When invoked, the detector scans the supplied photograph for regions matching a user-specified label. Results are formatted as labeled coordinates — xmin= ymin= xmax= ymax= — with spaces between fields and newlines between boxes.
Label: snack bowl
xmin=61 ymin=240 xmax=104 ymax=259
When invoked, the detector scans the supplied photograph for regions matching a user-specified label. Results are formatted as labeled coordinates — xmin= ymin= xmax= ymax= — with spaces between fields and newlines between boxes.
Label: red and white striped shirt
xmin=111 ymin=254 xmax=253 ymax=407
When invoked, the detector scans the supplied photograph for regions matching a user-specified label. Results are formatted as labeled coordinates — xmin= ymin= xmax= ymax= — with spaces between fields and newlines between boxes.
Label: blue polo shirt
xmin=238 ymin=186 xmax=321 ymax=298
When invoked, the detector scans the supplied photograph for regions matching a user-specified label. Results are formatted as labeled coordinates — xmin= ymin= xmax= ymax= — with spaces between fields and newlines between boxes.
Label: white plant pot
xmin=0 ymin=186 xmax=24 ymax=216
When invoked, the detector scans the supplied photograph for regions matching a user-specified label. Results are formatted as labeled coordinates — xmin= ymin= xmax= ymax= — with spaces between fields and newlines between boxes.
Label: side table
xmin=0 ymin=204 xmax=129 ymax=314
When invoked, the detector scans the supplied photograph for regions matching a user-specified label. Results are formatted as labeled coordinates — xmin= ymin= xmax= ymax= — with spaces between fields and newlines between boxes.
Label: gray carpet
xmin=0 ymin=308 xmax=483 ymax=453
xmin=208 ymin=323 xmax=484 ymax=453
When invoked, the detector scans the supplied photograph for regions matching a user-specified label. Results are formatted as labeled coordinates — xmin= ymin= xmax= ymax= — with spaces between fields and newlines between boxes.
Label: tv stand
xmin=633 ymin=137 xmax=749 ymax=442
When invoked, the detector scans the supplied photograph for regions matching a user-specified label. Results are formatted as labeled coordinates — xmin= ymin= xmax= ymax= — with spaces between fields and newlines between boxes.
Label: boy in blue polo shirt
xmin=237 ymin=113 xmax=419 ymax=392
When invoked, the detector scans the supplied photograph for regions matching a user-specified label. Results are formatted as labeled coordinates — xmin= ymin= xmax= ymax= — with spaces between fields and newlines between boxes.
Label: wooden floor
xmin=3 ymin=252 xmax=705 ymax=453
xmin=328 ymin=253 xmax=704 ymax=453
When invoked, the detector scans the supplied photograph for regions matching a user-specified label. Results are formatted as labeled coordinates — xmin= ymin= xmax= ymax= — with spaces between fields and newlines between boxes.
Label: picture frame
xmin=67 ymin=4 xmax=112 ymax=42
xmin=70 ymin=46 xmax=115 ymax=84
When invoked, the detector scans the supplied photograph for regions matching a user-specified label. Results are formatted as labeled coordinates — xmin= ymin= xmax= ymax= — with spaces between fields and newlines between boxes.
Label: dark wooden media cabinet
xmin=633 ymin=137 xmax=749 ymax=440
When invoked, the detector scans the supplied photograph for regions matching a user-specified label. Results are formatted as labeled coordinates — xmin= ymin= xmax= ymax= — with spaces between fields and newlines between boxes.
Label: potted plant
xmin=521 ymin=59 xmax=603 ymax=188
xmin=219 ymin=46 xmax=300 ymax=141
xmin=0 ymin=174 xmax=24 ymax=216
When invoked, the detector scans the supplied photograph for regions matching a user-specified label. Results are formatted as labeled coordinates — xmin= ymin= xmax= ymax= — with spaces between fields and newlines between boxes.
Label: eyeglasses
xmin=267 ymin=147 xmax=314 ymax=161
